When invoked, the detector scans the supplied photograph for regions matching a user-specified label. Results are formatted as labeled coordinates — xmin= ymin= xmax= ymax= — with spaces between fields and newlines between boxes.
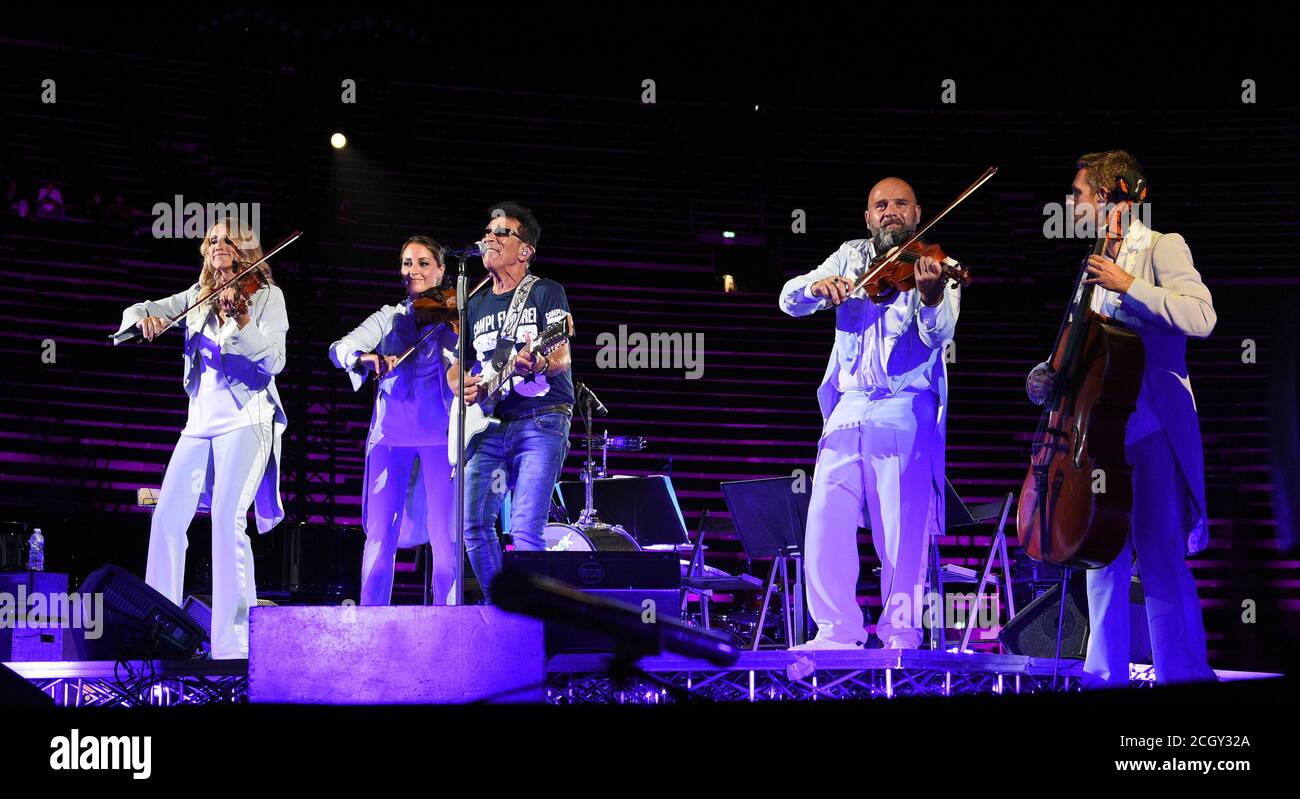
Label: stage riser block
xmin=249 ymin=606 xmax=544 ymax=704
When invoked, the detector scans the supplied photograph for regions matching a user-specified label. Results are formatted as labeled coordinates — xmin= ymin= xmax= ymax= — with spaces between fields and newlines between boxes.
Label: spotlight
xmin=721 ymin=231 xmax=736 ymax=239
xmin=330 ymin=132 xmax=348 ymax=149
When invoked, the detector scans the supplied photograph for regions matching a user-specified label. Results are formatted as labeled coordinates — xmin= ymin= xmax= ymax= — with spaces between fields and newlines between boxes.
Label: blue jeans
xmin=463 ymin=407 xmax=571 ymax=601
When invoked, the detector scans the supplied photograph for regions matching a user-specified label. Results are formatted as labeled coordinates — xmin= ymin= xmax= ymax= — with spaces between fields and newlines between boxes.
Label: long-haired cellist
xmin=1026 ymin=151 xmax=1217 ymax=686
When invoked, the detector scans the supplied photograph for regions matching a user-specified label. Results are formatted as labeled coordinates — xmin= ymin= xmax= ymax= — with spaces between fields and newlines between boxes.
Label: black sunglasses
xmin=482 ymin=226 xmax=529 ymax=243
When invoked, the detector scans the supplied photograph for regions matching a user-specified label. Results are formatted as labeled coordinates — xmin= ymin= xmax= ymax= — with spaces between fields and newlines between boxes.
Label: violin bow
xmin=111 ymin=230 xmax=303 ymax=345
xmin=368 ymin=274 xmax=492 ymax=381
xmin=851 ymin=166 xmax=997 ymax=293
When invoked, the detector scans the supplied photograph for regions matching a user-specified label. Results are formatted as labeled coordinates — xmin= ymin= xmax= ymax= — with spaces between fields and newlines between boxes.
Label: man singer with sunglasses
xmin=446 ymin=202 xmax=574 ymax=602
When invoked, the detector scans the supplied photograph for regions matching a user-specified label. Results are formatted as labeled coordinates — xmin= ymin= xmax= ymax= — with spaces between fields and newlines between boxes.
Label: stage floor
xmin=7 ymin=651 xmax=1283 ymax=706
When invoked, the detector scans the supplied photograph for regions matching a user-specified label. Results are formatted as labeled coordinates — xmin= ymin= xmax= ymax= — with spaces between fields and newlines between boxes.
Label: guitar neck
xmin=483 ymin=341 xmax=542 ymax=402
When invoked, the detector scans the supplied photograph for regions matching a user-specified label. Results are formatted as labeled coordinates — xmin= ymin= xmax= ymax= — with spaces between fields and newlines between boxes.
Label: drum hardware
xmin=579 ymin=433 xmax=647 ymax=479
xmin=545 ymin=382 xmax=640 ymax=552
xmin=547 ymin=498 xmax=570 ymax=524
xmin=683 ymin=610 xmax=784 ymax=646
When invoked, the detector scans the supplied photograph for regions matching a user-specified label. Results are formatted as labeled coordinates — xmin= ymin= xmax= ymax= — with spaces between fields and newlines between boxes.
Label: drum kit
xmin=537 ymin=384 xmax=785 ymax=645
xmin=541 ymin=428 xmax=647 ymax=553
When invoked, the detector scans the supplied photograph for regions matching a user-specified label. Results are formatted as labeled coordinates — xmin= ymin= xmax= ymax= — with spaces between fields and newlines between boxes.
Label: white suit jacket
xmin=779 ymin=239 xmax=960 ymax=531
xmin=1093 ymin=221 xmax=1216 ymax=553
xmin=115 ymin=283 xmax=289 ymax=534
xmin=329 ymin=302 xmax=457 ymax=548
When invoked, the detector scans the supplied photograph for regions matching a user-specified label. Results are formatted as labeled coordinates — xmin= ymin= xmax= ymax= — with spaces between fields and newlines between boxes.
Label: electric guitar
xmin=448 ymin=316 xmax=572 ymax=465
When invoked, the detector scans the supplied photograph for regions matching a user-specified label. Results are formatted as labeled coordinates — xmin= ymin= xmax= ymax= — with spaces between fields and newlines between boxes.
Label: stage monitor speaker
xmin=183 ymin=594 xmax=278 ymax=645
xmin=0 ymin=571 xmax=68 ymax=661
xmin=504 ymin=551 xmax=680 ymax=590
xmin=1002 ymin=572 xmax=1151 ymax=662
xmin=1000 ymin=571 xmax=1089 ymax=659
xmin=544 ymin=588 xmax=681 ymax=654
xmin=71 ymin=564 xmax=206 ymax=661
xmin=0 ymin=663 xmax=53 ymax=707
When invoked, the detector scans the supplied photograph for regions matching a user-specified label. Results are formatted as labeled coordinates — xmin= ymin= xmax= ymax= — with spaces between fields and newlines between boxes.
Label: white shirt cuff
xmin=919 ymin=301 xmax=941 ymax=328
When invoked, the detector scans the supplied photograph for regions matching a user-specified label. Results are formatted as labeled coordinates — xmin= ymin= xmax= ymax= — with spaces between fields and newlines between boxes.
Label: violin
xmin=411 ymin=286 xmax=460 ymax=331
xmin=109 ymin=230 xmax=302 ymax=345
xmin=860 ymin=239 xmax=971 ymax=303
xmin=368 ymin=275 xmax=491 ymax=379
xmin=216 ymin=263 xmax=269 ymax=317
xmin=848 ymin=167 xmax=996 ymax=303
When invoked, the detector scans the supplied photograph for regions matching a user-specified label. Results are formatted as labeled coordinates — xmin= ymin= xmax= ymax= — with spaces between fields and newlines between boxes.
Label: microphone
xmin=575 ymin=382 xmax=608 ymax=417
xmin=491 ymin=566 xmax=739 ymax=665
xmin=445 ymin=243 xmax=484 ymax=259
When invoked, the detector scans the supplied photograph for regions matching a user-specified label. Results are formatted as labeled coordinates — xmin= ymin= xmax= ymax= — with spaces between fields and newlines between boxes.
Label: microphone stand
xmin=575 ymin=382 xmax=608 ymax=528
xmin=578 ymin=391 xmax=600 ymax=527
xmin=454 ymin=254 xmax=469 ymax=606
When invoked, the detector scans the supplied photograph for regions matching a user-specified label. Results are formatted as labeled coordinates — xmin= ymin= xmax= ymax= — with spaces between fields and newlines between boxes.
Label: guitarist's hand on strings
xmin=458 ymin=374 xmax=483 ymax=405
xmin=513 ymin=332 xmax=549 ymax=379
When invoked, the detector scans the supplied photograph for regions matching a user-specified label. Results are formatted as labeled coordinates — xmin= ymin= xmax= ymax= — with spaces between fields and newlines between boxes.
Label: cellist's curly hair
xmin=1076 ymin=150 xmax=1144 ymax=199
xmin=195 ymin=217 xmax=271 ymax=319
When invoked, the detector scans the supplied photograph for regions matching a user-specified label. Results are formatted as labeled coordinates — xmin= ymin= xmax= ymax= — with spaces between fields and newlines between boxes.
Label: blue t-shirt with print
xmin=464 ymin=277 xmax=574 ymax=416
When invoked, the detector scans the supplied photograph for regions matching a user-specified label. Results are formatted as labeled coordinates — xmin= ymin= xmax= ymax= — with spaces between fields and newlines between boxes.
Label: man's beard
xmin=872 ymin=222 xmax=916 ymax=253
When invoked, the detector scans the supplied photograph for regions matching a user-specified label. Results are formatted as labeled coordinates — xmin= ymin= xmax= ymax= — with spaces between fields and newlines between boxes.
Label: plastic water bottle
xmin=27 ymin=529 xmax=44 ymax=571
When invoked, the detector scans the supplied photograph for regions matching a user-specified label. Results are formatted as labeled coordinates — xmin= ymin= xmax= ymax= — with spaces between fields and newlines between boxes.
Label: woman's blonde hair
xmin=193 ymin=217 xmax=273 ymax=321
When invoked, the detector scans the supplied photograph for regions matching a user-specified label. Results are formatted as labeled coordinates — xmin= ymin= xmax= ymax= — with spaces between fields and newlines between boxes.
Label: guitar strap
xmin=489 ymin=273 xmax=540 ymax=371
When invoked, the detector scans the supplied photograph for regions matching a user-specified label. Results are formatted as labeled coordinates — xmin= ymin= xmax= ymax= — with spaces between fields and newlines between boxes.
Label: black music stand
xmin=719 ymin=476 xmax=813 ymax=649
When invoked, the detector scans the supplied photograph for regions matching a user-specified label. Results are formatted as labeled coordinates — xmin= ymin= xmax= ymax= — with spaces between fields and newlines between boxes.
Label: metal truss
xmin=9 ymin=660 xmax=249 ymax=707
xmin=545 ymin=649 xmax=1088 ymax=704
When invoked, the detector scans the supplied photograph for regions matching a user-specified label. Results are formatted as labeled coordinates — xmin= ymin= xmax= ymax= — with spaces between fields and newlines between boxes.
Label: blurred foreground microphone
xmin=492 ymin=566 xmax=738 ymax=666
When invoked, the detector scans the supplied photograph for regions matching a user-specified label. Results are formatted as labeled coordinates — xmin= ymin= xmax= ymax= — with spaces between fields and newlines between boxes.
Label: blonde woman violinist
xmin=113 ymin=218 xmax=288 ymax=659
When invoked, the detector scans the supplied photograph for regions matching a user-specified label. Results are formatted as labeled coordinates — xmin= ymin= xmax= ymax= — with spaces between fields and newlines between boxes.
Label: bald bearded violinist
xmin=779 ymin=178 xmax=958 ymax=651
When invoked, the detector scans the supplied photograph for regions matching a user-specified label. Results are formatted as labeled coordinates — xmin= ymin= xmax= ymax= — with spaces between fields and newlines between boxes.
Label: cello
xmin=1017 ymin=171 xmax=1148 ymax=567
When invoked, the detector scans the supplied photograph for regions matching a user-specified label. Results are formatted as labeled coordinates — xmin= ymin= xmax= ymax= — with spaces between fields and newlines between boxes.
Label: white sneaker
xmin=886 ymin=634 xmax=921 ymax=650
xmin=789 ymin=637 xmax=863 ymax=652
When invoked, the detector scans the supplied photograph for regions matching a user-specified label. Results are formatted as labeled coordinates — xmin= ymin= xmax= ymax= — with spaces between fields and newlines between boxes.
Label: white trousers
xmin=1085 ymin=431 xmax=1215 ymax=686
xmin=804 ymin=390 xmax=939 ymax=646
xmin=146 ymin=422 xmax=273 ymax=660
xmin=360 ymin=445 xmax=457 ymax=606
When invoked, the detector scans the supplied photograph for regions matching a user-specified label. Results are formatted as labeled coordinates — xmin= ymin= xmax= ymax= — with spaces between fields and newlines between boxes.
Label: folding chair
xmin=927 ymin=491 xmax=1017 ymax=652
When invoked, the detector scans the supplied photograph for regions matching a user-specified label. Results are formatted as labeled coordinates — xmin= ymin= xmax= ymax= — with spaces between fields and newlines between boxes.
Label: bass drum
xmin=542 ymin=523 xmax=641 ymax=552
